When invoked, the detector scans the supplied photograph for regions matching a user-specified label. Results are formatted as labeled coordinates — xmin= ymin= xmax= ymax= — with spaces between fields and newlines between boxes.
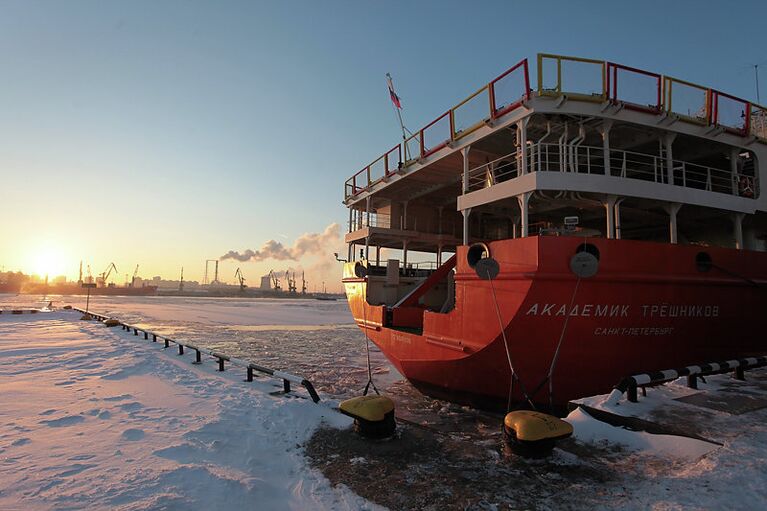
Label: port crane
xmin=234 ymin=268 xmax=247 ymax=291
xmin=98 ymin=262 xmax=118 ymax=287
xmin=301 ymin=271 xmax=307 ymax=294
xmin=286 ymin=269 xmax=297 ymax=293
xmin=129 ymin=265 xmax=139 ymax=287
xmin=269 ymin=269 xmax=281 ymax=291
xmin=179 ymin=267 xmax=184 ymax=292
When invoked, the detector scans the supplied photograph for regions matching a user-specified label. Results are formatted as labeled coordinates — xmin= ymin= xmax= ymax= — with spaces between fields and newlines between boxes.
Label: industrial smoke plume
xmin=220 ymin=223 xmax=340 ymax=262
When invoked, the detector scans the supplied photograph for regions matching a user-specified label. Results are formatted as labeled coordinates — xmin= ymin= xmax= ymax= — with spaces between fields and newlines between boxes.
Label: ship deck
xmin=343 ymin=53 xmax=767 ymax=260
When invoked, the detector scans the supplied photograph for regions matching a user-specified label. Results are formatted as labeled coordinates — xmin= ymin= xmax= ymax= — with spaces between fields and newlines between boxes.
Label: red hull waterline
xmin=343 ymin=237 xmax=767 ymax=411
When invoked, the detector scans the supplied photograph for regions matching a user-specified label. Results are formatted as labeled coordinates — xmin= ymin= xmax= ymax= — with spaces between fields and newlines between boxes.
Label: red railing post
xmin=489 ymin=58 xmax=527 ymax=119
xmin=489 ymin=82 xmax=497 ymax=118
xmin=523 ymin=58 xmax=530 ymax=100
xmin=656 ymin=73 xmax=661 ymax=112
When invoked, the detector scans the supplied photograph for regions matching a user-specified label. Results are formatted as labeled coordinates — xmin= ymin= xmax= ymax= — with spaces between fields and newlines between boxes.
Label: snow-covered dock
xmin=3 ymin=308 xmax=767 ymax=510
xmin=0 ymin=311 xmax=374 ymax=510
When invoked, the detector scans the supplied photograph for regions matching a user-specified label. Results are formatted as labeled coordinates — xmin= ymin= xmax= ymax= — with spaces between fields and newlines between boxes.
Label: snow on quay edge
xmin=2 ymin=309 xmax=767 ymax=510
xmin=0 ymin=311 xmax=381 ymax=511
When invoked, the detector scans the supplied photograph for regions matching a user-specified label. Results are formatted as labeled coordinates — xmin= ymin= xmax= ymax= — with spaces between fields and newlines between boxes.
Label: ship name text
xmin=525 ymin=303 xmax=719 ymax=318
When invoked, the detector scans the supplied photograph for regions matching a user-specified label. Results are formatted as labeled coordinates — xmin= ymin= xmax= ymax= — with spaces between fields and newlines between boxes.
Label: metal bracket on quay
xmin=70 ymin=307 xmax=321 ymax=403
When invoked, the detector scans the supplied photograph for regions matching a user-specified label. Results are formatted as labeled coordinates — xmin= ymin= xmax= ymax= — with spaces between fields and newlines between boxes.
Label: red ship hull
xmin=343 ymin=237 xmax=767 ymax=410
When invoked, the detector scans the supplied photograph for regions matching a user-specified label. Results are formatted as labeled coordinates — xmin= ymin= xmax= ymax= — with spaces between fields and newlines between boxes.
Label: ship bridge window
xmin=467 ymin=243 xmax=490 ymax=268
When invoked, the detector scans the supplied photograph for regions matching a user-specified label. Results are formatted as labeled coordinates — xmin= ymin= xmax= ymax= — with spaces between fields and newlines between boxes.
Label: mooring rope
xmin=361 ymin=290 xmax=380 ymax=396
xmin=712 ymin=263 xmax=765 ymax=288
xmin=486 ymin=267 xmax=536 ymax=410
xmin=545 ymin=276 xmax=581 ymax=408
xmin=514 ymin=239 xmax=590 ymax=408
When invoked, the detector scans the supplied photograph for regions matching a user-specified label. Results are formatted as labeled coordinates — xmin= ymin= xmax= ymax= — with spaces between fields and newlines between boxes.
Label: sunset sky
xmin=1 ymin=0 xmax=764 ymax=291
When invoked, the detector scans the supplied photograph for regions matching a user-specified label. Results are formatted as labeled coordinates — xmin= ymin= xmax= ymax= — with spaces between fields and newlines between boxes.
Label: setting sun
xmin=29 ymin=245 xmax=68 ymax=277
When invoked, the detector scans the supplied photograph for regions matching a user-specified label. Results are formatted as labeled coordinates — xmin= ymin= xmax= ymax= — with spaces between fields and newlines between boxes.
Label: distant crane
xmin=301 ymin=271 xmax=307 ymax=294
xmin=179 ymin=267 xmax=184 ymax=292
xmin=286 ymin=269 xmax=297 ymax=293
xmin=269 ymin=269 xmax=281 ymax=291
xmin=98 ymin=262 xmax=118 ymax=288
xmin=78 ymin=261 xmax=83 ymax=285
xmin=234 ymin=268 xmax=247 ymax=291
xmin=84 ymin=265 xmax=93 ymax=285
xmin=130 ymin=265 xmax=139 ymax=287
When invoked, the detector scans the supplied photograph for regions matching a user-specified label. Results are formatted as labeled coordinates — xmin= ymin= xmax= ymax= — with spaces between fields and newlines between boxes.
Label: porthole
xmin=467 ymin=243 xmax=490 ymax=268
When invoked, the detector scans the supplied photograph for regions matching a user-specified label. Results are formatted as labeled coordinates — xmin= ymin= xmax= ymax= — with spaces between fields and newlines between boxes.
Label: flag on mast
xmin=386 ymin=73 xmax=402 ymax=109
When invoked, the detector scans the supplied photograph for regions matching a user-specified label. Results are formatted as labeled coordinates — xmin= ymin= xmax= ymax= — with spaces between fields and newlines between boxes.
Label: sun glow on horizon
xmin=27 ymin=243 xmax=69 ymax=278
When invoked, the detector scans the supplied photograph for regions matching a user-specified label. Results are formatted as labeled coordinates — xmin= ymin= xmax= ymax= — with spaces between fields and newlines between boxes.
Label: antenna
xmin=755 ymin=64 xmax=761 ymax=105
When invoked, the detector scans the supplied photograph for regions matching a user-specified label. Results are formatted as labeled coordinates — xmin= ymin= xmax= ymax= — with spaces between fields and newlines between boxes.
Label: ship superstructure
xmin=341 ymin=54 xmax=767 ymax=411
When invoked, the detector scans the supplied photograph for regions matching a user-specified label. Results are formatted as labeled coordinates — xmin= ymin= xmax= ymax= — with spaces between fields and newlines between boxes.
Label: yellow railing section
xmin=663 ymin=76 xmax=712 ymax=125
xmin=537 ymin=53 xmax=606 ymax=102
xmin=403 ymin=132 xmax=421 ymax=163
xmin=450 ymin=85 xmax=491 ymax=141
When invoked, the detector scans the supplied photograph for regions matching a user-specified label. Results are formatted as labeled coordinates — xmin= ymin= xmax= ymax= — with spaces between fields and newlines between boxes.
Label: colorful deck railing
xmin=345 ymin=53 xmax=766 ymax=200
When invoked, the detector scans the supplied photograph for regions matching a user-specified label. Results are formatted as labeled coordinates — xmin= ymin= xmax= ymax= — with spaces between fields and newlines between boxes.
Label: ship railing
xmin=468 ymin=142 xmax=758 ymax=198
xmin=607 ymin=61 xmax=663 ymax=113
xmin=347 ymin=53 xmax=767 ymax=201
xmin=344 ymin=58 xmax=531 ymax=200
xmin=538 ymin=53 xmax=607 ymax=102
xmin=407 ymin=261 xmax=439 ymax=270
xmin=534 ymin=142 xmax=758 ymax=196
xmin=348 ymin=212 xmax=392 ymax=232
xmin=369 ymin=212 xmax=392 ymax=228
xmin=467 ymin=151 xmax=522 ymax=191
xmin=363 ymin=260 xmax=439 ymax=278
